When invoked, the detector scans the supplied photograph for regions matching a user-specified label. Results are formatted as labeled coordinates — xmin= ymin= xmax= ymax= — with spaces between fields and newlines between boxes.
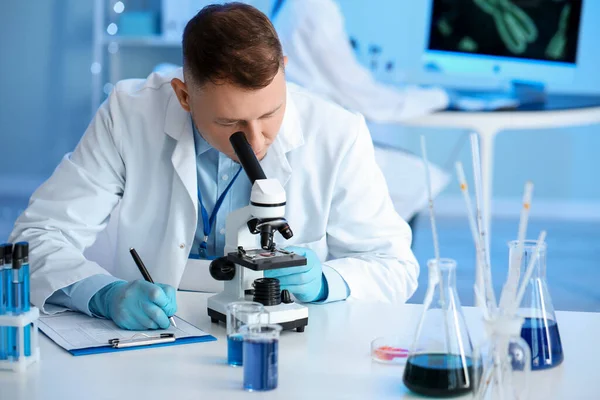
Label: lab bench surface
xmin=2 ymin=291 xmax=599 ymax=399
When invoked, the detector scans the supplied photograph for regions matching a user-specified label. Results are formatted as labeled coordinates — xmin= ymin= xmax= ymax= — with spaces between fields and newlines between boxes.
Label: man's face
xmin=171 ymin=68 xmax=287 ymax=162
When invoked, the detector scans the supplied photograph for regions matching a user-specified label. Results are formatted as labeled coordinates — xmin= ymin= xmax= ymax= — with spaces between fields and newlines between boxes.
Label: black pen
xmin=129 ymin=247 xmax=177 ymax=328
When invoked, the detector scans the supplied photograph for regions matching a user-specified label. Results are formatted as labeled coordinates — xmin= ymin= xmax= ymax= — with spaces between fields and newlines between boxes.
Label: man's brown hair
xmin=182 ymin=2 xmax=284 ymax=89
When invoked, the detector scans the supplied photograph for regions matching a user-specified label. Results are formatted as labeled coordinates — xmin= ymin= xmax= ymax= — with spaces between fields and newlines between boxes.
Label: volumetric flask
xmin=403 ymin=258 xmax=480 ymax=397
xmin=509 ymin=240 xmax=564 ymax=370
xmin=241 ymin=323 xmax=282 ymax=392
xmin=226 ymin=301 xmax=268 ymax=366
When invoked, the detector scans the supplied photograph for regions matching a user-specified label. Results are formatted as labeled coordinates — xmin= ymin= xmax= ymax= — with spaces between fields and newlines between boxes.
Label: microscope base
xmin=207 ymin=294 xmax=309 ymax=332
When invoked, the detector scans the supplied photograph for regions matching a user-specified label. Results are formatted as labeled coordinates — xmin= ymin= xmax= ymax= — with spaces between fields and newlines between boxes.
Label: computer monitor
xmin=422 ymin=0 xmax=584 ymax=84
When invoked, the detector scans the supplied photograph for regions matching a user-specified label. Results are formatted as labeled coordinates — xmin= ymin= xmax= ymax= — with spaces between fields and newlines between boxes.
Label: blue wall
xmin=1 ymin=0 xmax=599 ymax=222
xmin=0 ymin=1 xmax=94 ymax=192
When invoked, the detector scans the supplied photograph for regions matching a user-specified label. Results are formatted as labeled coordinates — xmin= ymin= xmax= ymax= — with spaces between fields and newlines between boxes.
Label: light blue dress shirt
xmin=47 ymin=123 xmax=349 ymax=315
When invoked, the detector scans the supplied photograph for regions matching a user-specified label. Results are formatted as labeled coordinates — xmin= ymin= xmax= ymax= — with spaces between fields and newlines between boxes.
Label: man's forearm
xmin=46 ymin=274 xmax=125 ymax=316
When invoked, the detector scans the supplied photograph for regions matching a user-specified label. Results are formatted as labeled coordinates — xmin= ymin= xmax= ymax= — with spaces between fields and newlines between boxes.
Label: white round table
xmin=402 ymin=95 xmax=600 ymax=294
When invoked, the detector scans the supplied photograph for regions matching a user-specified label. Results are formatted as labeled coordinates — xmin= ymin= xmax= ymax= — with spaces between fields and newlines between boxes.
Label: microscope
xmin=206 ymin=131 xmax=309 ymax=332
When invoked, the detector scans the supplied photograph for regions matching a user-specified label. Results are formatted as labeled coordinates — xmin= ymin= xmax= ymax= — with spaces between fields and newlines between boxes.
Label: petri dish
xmin=371 ymin=336 xmax=411 ymax=365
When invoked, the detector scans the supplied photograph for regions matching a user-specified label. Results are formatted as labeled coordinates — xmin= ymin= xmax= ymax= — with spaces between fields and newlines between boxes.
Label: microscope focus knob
xmin=209 ymin=256 xmax=236 ymax=281
xmin=281 ymin=289 xmax=294 ymax=304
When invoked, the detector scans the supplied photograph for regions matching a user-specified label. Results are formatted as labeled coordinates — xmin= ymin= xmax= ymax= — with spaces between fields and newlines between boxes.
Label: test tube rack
xmin=0 ymin=307 xmax=40 ymax=372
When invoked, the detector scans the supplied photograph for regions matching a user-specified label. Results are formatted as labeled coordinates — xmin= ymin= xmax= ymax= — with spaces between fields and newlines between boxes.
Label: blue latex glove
xmin=264 ymin=246 xmax=327 ymax=303
xmin=89 ymin=280 xmax=177 ymax=330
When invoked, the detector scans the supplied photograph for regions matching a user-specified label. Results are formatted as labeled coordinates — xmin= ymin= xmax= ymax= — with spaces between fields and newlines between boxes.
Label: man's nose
xmin=244 ymin=121 xmax=265 ymax=153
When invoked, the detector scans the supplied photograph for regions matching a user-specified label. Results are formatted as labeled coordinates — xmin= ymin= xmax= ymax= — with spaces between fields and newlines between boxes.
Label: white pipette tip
xmin=420 ymin=135 xmax=441 ymax=263
xmin=468 ymin=133 xmax=496 ymax=310
xmin=500 ymin=180 xmax=535 ymax=308
xmin=511 ymin=230 xmax=547 ymax=313
xmin=517 ymin=181 xmax=534 ymax=245
xmin=522 ymin=181 xmax=534 ymax=209
xmin=455 ymin=162 xmax=478 ymax=244
xmin=455 ymin=162 xmax=467 ymax=190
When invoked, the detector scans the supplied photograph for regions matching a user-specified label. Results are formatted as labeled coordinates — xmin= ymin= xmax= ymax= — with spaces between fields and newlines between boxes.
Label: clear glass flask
xmin=509 ymin=240 xmax=564 ymax=370
xmin=474 ymin=315 xmax=532 ymax=400
xmin=403 ymin=258 xmax=480 ymax=397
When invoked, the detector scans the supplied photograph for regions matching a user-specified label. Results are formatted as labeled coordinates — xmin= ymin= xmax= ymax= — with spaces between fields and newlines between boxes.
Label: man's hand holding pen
xmin=89 ymin=280 xmax=178 ymax=330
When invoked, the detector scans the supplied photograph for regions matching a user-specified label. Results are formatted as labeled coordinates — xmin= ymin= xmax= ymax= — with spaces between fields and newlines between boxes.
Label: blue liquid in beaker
xmin=243 ymin=338 xmax=278 ymax=391
xmin=520 ymin=317 xmax=564 ymax=370
xmin=227 ymin=334 xmax=244 ymax=366
xmin=403 ymin=353 xmax=478 ymax=397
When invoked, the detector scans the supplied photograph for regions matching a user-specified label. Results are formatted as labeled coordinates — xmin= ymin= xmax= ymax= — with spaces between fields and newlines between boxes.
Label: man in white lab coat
xmin=10 ymin=3 xmax=418 ymax=330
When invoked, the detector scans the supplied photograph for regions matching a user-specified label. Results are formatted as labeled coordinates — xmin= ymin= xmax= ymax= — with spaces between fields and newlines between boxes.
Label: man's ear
xmin=283 ymin=55 xmax=288 ymax=68
xmin=171 ymin=78 xmax=191 ymax=112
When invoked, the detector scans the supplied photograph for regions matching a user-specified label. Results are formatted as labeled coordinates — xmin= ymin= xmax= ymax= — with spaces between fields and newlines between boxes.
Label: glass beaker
xmin=474 ymin=315 xmax=532 ymax=400
xmin=226 ymin=301 xmax=268 ymax=366
xmin=241 ymin=323 xmax=282 ymax=392
xmin=403 ymin=258 xmax=480 ymax=397
xmin=509 ymin=240 xmax=564 ymax=370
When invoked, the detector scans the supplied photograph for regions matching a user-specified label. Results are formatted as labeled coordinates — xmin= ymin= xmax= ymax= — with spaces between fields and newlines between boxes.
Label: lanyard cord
xmin=197 ymin=166 xmax=243 ymax=256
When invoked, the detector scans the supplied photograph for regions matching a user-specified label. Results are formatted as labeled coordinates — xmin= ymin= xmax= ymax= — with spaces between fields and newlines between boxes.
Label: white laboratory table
xmin=2 ymin=291 xmax=599 ymax=400
xmin=402 ymin=95 xmax=600 ymax=242
xmin=401 ymin=95 xmax=600 ymax=299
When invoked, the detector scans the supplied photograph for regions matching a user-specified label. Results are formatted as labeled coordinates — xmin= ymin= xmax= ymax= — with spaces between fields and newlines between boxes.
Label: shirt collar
xmin=192 ymin=120 xmax=213 ymax=157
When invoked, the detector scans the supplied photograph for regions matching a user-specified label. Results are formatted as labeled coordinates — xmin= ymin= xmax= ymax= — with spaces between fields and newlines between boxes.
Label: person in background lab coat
xmin=271 ymin=0 xmax=450 ymax=122
xmin=269 ymin=0 xmax=452 ymax=224
xmin=10 ymin=3 xmax=419 ymax=331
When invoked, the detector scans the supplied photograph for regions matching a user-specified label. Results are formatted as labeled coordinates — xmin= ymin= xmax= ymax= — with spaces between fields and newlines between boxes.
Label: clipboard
xmin=108 ymin=333 xmax=176 ymax=348
xmin=38 ymin=313 xmax=217 ymax=356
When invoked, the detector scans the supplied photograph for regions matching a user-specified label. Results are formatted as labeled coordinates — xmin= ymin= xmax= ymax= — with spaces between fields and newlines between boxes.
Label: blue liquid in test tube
xmin=12 ymin=268 xmax=23 ymax=358
xmin=0 ymin=245 xmax=5 ymax=360
xmin=14 ymin=243 xmax=30 ymax=357
xmin=227 ymin=334 xmax=244 ymax=366
xmin=2 ymin=244 xmax=14 ymax=359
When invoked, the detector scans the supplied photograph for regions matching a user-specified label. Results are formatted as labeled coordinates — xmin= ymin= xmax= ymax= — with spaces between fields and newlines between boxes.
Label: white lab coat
xmin=273 ymin=0 xmax=450 ymax=123
xmin=10 ymin=69 xmax=419 ymax=312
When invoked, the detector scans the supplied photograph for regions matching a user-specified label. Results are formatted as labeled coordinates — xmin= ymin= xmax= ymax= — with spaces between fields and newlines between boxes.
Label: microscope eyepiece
xmin=229 ymin=131 xmax=266 ymax=184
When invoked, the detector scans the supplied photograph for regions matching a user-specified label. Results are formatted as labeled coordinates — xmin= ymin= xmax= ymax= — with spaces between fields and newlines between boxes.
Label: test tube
xmin=241 ymin=324 xmax=282 ymax=392
xmin=0 ymin=245 xmax=5 ymax=360
xmin=11 ymin=247 xmax=23 ymax=359
xmin=2 ymin=244 xmax=14 ymax=358
xmin=226 ymin=301 xmax=267 ymax=366
xmin=13 ymin=243 xmax=30 ymax=357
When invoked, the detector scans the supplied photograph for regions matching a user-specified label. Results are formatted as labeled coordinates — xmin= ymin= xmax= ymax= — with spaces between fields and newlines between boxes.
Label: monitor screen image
xmin=427 ymin=0 xmax=583 ymax=64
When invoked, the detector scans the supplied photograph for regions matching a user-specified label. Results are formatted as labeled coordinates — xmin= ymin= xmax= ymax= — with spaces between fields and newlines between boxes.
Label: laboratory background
xmin=1 ymin=0 xmax=599 ymax=313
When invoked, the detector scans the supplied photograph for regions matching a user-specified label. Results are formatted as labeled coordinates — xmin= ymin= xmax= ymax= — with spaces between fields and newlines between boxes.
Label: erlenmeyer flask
xmin=509 ymin=240 xmax=564 ymax=370
xmin=403 ymin=258 xmax=481 ymax=397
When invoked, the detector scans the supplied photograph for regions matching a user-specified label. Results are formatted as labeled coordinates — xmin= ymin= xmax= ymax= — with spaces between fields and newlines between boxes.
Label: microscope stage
xmin=226 ymin=248 xmax=307 ymax=271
